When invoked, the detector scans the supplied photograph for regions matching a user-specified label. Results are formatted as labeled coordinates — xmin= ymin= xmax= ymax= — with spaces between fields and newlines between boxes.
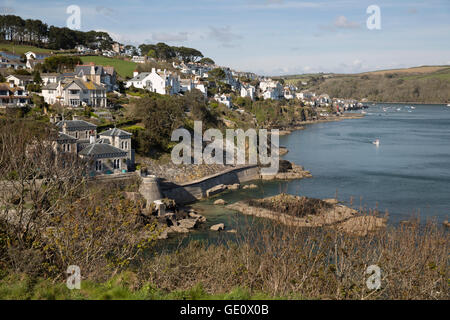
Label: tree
xmin=208 ymin=68 xmax=226 ymax=80
xmin=199 ymin=57 xmax=215 ymax=65
xmin=38 ymin=56 xmax=82 ymax=73
xmin=32 ymin=70 xmax=42 ymax=84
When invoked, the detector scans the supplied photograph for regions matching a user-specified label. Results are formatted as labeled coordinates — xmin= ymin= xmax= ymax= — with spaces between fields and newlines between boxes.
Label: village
xmin=0 ymin=40 xmax=368 ymax=178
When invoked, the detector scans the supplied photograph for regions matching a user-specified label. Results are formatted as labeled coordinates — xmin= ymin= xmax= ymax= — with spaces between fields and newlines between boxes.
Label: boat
xmin=373 ymin=139 xmax=380 ymax=146
xmin=447 ymin=104 xmax=450 ymax=107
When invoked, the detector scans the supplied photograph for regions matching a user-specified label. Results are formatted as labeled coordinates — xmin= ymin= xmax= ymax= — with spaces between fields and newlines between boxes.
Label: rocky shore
xmin=226 ymin=194 xmax=387 ymax=236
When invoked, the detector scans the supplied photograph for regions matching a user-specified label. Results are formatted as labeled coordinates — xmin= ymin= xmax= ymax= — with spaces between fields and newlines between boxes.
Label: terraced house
xmin=42 ymin=77 xmax=107 ymax=108
xmin=0 ymin=83 xmax=31 ymax=107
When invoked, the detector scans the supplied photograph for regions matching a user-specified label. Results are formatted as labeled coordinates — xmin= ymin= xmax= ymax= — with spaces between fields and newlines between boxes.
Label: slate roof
xmin=75 ymin=65 xmax=104 ymax=76
xmin=79 ymin=143 xmax=127 ymax=157
xmin=56 ymin=120 xmax=97 ymax=131
xmin=99 ymin=128 xmax=132 ymax=137
xmin=42 ymin=83 xmax=58 ymax=90
xmin=56 ymin=132 xmax=77 ymax=141
xmin=129 ymin=72 xmax=151 ymax=81
xmin=63 ymin=78 xmax=105 ymax=91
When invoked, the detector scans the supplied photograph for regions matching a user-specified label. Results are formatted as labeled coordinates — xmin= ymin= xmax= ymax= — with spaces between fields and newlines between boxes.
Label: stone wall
xmin=155 ymin=165 xmax=260 ymax=204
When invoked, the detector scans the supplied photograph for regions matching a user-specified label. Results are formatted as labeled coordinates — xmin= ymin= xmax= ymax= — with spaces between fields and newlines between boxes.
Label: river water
xmin=164 ymin=103 xmax=450 ymax=246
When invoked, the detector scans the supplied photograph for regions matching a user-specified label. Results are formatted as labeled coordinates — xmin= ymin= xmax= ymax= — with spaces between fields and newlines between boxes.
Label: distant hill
xmin=279 ymin=65 xmax=450 ymax=103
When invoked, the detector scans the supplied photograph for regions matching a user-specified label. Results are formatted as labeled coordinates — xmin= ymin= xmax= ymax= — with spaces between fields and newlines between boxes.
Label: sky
xmin=2 ymin=0 xmax=449 ymax=76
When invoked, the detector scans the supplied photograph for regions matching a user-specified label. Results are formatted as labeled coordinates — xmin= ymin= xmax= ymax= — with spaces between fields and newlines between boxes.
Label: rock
xmin=169 ymin=225 xmax=190 ymax=233
xmin=337 ymin=216 xmax=387 ymax=236
xmin=188 ymin=212 xmax=207 ymax=223
xmin=214 ymin=199 xmax=227 ymax=205
xmin=227 ymin=183 xmax=240 ymax=190
xmin=177 ymin=218 xmax=197 ymax=229
xmin=279 ymin=147 xmax=289 ymax=156
xmin=210 ymin=223 xmax=225 ymax=231
xmin=226 ymin=229 xmax=237 ymax=233
xmin=206 ymin=184 xmax=227 ymax=197
xmin=279 ymin=160 xmax=293 ymax=173
xmin=243 ymin=184 xmax=258 ymax=189
xmin=323 ymin=198 xmax=339 ymax=205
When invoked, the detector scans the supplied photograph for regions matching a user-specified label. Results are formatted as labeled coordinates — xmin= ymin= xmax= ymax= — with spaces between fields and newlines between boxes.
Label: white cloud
xmin=206 ymin=26 xmax=243 ymax=45
xmin=334 ymin=16 xmax=360 ymax=29
xmin=152 ymin=32 xmax=189 ymax=42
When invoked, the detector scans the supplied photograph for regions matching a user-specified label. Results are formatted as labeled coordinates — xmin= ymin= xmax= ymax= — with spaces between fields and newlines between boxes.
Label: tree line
xmin=139 ymin=42 xmax=205 ymax=63
xmin=0 ymin=15 xmax=113 ymax=50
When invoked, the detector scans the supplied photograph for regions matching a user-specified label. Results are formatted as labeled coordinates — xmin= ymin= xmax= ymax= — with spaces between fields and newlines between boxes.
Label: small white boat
xmin=447 ymin=104 xmax=450 ymax=107
xmin=373 ymin=139 xmax=380 ymax=146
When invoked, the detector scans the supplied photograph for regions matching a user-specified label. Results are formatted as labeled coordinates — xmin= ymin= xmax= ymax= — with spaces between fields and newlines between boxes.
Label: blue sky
xmin=2 ymin=0 xmax=449 ymax=75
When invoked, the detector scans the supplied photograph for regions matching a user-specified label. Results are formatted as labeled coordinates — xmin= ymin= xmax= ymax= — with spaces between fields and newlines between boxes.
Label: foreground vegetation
xmin=0 ymin=119 xmax=448 ymax=300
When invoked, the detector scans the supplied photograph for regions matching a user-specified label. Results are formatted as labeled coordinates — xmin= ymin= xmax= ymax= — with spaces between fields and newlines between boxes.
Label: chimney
xmin=133 ymin=70 xmax=139 ymax=77
xmin=151 ymin=68 xmax=156 ymax=74
xmin=89 ymin=135 xmax=95 ymax=144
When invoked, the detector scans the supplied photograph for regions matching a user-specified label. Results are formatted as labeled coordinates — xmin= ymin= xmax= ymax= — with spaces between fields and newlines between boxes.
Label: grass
xmin=80 ymin=56 xmax=137 ymax=78
xmin=0 ymin=273 xmax=281 ymax=300
xmin=0 ymin=42 xmax=54 ymax=55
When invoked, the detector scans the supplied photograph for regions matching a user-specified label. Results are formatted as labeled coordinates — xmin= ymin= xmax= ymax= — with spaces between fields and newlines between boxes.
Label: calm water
xmin=166 ymin=104 xmax=450 ymax=246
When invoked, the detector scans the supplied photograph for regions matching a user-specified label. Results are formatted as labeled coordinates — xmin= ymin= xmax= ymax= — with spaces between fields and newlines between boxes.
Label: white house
xmin=42 ymin=77 xmax=107 ymax=108
xmin=259 ymin=79 xmax=283 ymax=100
xmin=214 ymin=94 xmax=232 ymax=108
xmin=240 ymin=84 xmax=256 ymax=100
xmin=41 ymin=73 xmax=60 ymax=86
xmin=180 ymin=79 xmax=194 ymax=93
xmin=131 ymin=56 xmax=147 ymax=64
xmin=41 ymin=82 xmax=60 ymax=105
xmin=24 ymin=51 xmax=51 ymax=69
xmin=125 ymin=68 xmax=180 ymax=95
xmin=5 ymin=75 xmax=33 ymax=89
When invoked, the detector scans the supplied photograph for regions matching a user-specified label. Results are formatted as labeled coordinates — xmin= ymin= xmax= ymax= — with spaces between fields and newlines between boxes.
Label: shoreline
xmin=366 ymin=101 xmax=448 ymax=105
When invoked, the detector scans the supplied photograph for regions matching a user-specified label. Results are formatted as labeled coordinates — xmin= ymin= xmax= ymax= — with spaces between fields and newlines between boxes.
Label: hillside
xmin=280 ymin=65 xmax=450 ymax=103
xmin=80 ymin=56 xmax=137 ymax=78
xmin=0 ymin=42 xmax=54 ymax=55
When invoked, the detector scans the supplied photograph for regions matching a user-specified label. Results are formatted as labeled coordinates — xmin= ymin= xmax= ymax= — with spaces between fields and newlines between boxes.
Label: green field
xmin=80 ymin=56 xmax=137 ymax=78
xmin=0 ymin=42 xmax=53 ymax=55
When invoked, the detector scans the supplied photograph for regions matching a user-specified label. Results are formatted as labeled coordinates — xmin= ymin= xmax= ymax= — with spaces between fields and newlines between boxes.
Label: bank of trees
xmin=0 ymin=15 xmax=114 ymax=50
xmin=139 ymin=43 xmax=204 ymax=63
xmin=310 ymin=72 xmax=450 ymax=103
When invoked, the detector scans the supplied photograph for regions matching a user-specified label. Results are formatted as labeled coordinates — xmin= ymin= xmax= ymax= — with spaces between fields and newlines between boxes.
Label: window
xmin=75 ymin=132 xmax=78 ymax=139
xmin=95 ymin=160 xmax=102 ymax=171
xmin=113 ymin=159 xmax=120 ymax=169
